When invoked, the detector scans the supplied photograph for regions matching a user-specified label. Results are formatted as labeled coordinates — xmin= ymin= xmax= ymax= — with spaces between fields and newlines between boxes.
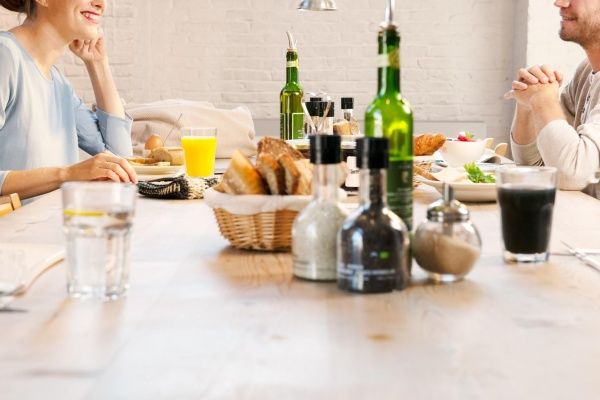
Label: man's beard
xmin=559 ymin=16 xmax=600 ymax=47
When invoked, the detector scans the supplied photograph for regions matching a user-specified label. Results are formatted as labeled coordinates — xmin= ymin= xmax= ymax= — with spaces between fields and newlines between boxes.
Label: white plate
xmin=415 ymin=176 xmax=497 ymax=202
xmin=132 ymin=164 xmax=184 ymax=175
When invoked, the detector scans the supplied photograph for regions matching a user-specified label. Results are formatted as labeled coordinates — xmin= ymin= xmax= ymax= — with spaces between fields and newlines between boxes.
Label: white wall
xmin=0 ymin=0 xmax=588 ymax=144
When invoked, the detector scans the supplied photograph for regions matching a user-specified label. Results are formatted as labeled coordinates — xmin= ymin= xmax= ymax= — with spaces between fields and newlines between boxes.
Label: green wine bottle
xmin=280 ymin=32 xmax=304 ymax=140
xmin=364 ymin=3 xmax=414 ymax=230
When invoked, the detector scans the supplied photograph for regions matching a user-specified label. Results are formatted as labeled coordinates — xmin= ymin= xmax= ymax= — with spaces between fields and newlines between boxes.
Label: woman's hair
xmin=0 ymin=0 xmax=36 ymax=16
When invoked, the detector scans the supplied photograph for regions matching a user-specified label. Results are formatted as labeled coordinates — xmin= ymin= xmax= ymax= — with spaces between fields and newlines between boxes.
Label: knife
xmin=561 ymin=241 xmax=600 ymax=274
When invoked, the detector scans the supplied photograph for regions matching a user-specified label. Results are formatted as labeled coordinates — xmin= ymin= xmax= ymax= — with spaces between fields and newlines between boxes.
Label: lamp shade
xmin=298 ymin=0 xmax=337 ymax=11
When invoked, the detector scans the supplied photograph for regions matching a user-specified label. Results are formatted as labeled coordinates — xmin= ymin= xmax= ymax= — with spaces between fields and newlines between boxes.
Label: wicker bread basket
xmin=212 ymin=208 xmax=298 ymax=251
xmin=204 ymin=189 xmax=311 ymax=252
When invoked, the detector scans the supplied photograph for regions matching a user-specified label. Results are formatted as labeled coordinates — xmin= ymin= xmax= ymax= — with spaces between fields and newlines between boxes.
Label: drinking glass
xmin=496 ymin=166 xmax=557 ymax=263
xmin=181 ymin=127 xmax=218 ymax=178
xmin=62 ymin=182 xmax=137 ymax=300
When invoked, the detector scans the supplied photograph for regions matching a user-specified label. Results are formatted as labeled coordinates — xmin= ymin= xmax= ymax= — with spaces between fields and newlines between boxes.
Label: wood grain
xmin=0 ymin=187 xmax=599 ymax=399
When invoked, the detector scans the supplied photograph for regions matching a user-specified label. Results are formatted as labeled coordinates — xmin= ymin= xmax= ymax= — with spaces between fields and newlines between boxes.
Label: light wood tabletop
xmin=0 ymin=186 xmax=599 ymax=400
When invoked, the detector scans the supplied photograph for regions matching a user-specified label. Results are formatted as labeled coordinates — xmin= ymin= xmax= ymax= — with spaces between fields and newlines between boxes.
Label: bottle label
xmin=287 ymin=60 xmax=299 ymax=68
xmin=280 ymin=112 xmax=305 ymax=140
xmin=338 ymin=263 xmax=397 ymax=278
xmin=377 ymin=49 xmax=400 ymax=69
xmin=387 ymin=160 xmax=413 ymax=230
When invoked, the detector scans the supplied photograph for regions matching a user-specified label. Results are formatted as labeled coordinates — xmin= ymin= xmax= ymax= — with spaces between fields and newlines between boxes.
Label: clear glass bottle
xmin=340 ymin=97 xmax=361 ymax=136
xmin=293 ymin=135 xmax=347 ymax=281
xmin=338 ymin=137 xmax=410 ymax=293
xmin=413 ymin=184 xmax=482 ymax=283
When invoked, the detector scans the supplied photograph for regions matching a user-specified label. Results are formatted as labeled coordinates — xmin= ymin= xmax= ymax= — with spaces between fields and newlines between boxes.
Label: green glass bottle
xmin=364 ymin=4 xmax=414 ymax=230
xmin=280 ymin=32 xmax=304 ymax=140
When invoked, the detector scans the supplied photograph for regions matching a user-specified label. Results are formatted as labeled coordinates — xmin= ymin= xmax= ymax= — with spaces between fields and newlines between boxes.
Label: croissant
xmin=414 ymin=133 xmax=446 ymax=156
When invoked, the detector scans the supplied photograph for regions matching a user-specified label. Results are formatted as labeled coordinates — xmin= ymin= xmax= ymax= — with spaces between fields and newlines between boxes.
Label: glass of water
xmin=61 ymin=182 xmax=137 ymax=300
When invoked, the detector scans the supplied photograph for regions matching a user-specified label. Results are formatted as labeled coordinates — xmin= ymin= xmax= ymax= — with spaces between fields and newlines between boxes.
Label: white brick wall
xmin=0 ymin=0 xmax=584 ymax=144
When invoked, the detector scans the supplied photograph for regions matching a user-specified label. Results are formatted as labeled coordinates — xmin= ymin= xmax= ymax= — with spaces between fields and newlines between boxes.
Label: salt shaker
xmin=413 ymin=184 xmax=481 ymax=283
xmin=292 ymin=134 xmax=347 ymax=281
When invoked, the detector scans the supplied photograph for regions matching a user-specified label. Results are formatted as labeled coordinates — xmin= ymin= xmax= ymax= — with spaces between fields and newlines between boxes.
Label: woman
xmin=0 ymin=0 xmax=137 ymax=200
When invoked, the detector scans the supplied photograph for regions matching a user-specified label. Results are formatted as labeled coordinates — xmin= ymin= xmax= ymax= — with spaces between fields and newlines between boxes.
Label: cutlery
xmin=561 ymin=241 xmax=600 ymax=273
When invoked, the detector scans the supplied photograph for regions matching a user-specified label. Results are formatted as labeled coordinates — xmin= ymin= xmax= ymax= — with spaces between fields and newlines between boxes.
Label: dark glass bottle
xmin=337 ymin=137 xmax=410 ymax=293
xmin=364 ymin=3 xmax=414 ymax=230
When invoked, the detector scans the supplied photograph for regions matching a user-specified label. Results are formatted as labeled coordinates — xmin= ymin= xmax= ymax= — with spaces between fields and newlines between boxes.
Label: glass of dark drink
xmin=496 ymin=166 xmax=557 ymax=263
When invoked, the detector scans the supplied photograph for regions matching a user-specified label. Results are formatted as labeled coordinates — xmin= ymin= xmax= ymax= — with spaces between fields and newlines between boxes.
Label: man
xmin=509 ymin=0 xmax=600 ymax=192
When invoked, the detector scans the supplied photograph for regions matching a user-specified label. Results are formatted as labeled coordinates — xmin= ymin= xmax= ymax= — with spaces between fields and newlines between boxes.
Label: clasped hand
xmin=505 ymin=64 xmax=562 ymax=109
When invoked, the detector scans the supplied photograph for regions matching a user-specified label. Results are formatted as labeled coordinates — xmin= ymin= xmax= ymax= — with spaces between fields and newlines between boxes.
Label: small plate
xmin=132 ymin=164 xmax=183 ymax=175
xmin=415 ymin=176 xmax=497 ymax=202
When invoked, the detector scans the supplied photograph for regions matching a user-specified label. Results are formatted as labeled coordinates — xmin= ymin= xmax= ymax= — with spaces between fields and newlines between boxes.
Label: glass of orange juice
xmin=181 ymin=127 xmax=217 ymax=178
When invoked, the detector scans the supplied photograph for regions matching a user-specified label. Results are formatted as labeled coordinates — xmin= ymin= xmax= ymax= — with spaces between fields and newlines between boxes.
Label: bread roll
xmin=151 ymin=147 xmax=185 ymax=166
xmin=414 ymin=133 xmax=446 ymax=156
xmin=221 ymin=150 xmax=267 ymax=195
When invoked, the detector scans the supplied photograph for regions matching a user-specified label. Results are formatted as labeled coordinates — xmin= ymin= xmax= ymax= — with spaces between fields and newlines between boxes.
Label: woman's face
xmin=38 ymin=0 xmax=105 ymax=41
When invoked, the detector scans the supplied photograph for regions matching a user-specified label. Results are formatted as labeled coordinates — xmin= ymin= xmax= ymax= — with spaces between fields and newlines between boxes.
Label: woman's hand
xmin=64 ymin=152 xmax=138 ymax=183
xmin=69 ymin=27 xmax=107 ymax=65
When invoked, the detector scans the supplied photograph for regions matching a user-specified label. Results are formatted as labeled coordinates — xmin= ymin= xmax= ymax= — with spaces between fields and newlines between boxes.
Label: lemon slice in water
xmin=63 ymin=209 xmax=106 ymax=217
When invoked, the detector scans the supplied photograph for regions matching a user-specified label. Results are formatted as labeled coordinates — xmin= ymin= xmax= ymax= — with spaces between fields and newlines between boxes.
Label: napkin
xmin=126 ymin=100 xmax=257 ymax=159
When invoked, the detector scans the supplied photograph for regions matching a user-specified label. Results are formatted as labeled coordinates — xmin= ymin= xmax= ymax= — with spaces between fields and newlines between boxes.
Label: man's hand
xmin=63 ymin=152 xmax=138 ymax=183
xmin=512 ymin=81 xmax=561 ymax=109
xmin=69 ymin=27 xmax=108 ymax=65
xmin=517 ymin=64 xmax=563 ymax=85
xmin=505 ymin=65 xmax=564 ymax=100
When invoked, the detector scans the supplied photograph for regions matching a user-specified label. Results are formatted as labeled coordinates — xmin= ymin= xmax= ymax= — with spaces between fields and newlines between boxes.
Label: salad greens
xmin=464 ymin=162 xmax=496 ymax=183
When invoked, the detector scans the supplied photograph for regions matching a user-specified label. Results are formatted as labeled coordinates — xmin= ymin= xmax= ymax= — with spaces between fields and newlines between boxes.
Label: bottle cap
xmin=341 ymin=97 xmax=354 ymax=110
xmin=309 ymin=97 xmax=323 ymax=102
xmin=310 ymin=134 xmax=341 ymax=165
xmin=305 ymin=101 xmax=320 ymax=117
xmin=356 ymin=137 xmax=388 ymax=169
xmin=317 ymin=101 xmax=335 ymax=117
xmin=426 ymin=184 xmax=470 ymax=223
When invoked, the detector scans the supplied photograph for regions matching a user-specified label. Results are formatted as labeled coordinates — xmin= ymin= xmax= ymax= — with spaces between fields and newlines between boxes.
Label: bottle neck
xmin=359 ymin=169 xmax=387 ymax=208
xmin=343 ymin=109 xmax=354 ymax=122
xmin=286 ymin=51 xmax=299 ymax=83
xmin=313 ymin=164 xmax=340 ymax=201
xmin=377 ymin=29 xmax=401 ymax=96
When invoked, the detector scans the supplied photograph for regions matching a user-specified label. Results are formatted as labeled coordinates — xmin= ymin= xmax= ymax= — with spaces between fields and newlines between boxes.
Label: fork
xmin=561 ymin=241 xmax=600 ymax=274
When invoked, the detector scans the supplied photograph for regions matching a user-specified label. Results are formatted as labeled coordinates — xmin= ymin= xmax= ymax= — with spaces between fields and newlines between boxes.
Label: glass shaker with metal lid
xmin=413 ymin=184 xmax=481 ymax=283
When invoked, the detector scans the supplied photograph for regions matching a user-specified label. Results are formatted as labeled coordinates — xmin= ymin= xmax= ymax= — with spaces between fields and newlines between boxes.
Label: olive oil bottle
xmin=280 ymin=31 xmax=304 ymax=140
xmin=364 ymin=1 xmax=414 ymax=230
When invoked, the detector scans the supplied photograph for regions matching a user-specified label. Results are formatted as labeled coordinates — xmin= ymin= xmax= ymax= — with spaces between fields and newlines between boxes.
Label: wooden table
xmin=1 ymin=187 xmax=599 ymax=400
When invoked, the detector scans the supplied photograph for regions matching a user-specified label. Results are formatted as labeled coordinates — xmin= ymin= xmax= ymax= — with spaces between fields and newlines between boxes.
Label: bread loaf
xmin=256 ymin=153 xmax=285 ymax=195
xmin=257 ymin=137 xmax=304 ymax=161
xmin=279 ymin=155 xmax=312 ymax=195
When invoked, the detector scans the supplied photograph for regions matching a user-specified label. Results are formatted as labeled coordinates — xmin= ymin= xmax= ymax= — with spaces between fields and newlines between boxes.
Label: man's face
xmin=555 ymin=0 xmax=600 ymax=47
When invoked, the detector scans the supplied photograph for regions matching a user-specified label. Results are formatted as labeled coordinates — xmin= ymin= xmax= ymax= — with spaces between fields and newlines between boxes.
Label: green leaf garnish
xmin=464 ymin=162 xmax=496 ymax=183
